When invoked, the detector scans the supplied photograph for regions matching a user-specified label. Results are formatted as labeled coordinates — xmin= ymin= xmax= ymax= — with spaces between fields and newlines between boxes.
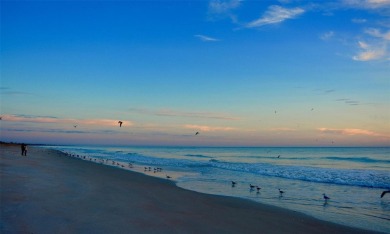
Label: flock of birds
xmin=61 ymin=151 xmax=390 ymax=202
xmin=231 ymin=181 xmax=332 ymax=202
xmin=64 ymin=152 xmax=174 ymax=179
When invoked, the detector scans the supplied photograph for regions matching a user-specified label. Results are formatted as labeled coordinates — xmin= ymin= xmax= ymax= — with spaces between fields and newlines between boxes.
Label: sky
xmin=1 ymin=0 xmax=389 ymax=147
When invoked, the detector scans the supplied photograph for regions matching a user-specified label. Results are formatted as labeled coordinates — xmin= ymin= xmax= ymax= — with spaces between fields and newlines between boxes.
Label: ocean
xmin=46 ymin=146 xmax=390 ymax=233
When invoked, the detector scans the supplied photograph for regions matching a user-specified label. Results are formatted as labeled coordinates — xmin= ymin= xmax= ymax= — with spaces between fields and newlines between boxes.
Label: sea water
xmin=46 ymin=146 xmax=390 ymax=233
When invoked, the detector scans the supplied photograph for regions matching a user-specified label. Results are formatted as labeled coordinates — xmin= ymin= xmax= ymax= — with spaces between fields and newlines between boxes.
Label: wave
xmin=185 ymin=154 xmax=213 ymax=159
xmin=54 ymin=147 xmax=390 ymax=189
xmin=114 ymin=152 xmax=390 ymax=189
xmin=325 ymin=156 xmax=390 ymax=164
xmin=209 ymin=161 xmax=390 ymax=189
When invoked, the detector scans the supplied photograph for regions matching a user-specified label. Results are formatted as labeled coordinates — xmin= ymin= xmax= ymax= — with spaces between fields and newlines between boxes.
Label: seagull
xmin=73 ymin=125 xmax=77 ymax=128
xmin=323 ymin=193 xmax=330 ymax=201
xmin=249 ymin=184 xmax=256 ymax=190
xmin=381 ymin=190 xmax=390 ymax=198
xmin=231 ymin=181 xmax=237 ymax=187
xmin=118 ymin=121 xmax=123 ymax=127
xmin=277 ymin=155 xmax=281 ymax=158
xmin=279 ymin=189 xmax=285 ymax=196
xmin=166 ymin=175 xmax=171 ymax=179
xmin=256 ymin=186 xmax=261 ymax=192
xmin=195 ymin=132 xmax=199 ymax=135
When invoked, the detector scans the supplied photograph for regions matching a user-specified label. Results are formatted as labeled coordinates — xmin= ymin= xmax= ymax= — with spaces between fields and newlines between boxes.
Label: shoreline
xmin=1 ymin=143 xmax=383 ymax=233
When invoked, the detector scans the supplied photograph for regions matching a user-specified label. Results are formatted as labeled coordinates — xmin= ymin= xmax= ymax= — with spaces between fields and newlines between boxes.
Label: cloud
xmin=1 ymin=114 xmax=133 ymax=127
xmin=320 ymin=31 xmax=335 ymax=40
xmin=336 ymin=98 xmax=361 ymax=105
xmin=129 ymin=108 xmax=240 ymax=120
xmin=342 ymin=0 xmax=390 ymax=9
xmin=208 ymin=0 xmax=241 ymax=14
xmin=246 ymin=5 xmax=305 ymax=28
xmin=184 ymin=124 xmax=235 ymax=132
xmin=352 ymin=40 xmax=386 ymax=61
xmin=365 ymin=28 xmax=390 ymax=40
xmin=270 ymin=127 xmax=297 ymax=132
xmin=352 ymin=28 xmax=390 ymax=61
xmin=194 ymin=34 xmax=220 ymax=42
xmin=318 ymin=128 xmax=385 ymax=137
xmin=0 ymin=89 xmax=35 ymax=96
xmin=352 ymin=18 xmax=367 ymax=23
xmin=208 ymin=0 xmax=241 ymax=23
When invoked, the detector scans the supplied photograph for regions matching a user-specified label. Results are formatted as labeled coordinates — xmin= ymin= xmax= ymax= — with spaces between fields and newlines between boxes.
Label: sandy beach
xmin=0 ymin=143 xmax=381 ymax=234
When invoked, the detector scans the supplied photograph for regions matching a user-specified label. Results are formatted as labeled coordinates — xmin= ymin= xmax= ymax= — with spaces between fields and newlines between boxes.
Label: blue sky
xmin=1 ymin=0 xmax=389 ymax=146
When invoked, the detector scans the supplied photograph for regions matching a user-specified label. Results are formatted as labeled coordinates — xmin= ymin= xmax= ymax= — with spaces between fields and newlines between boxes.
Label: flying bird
xmin=118 ymin=121 xmax=123 ymax=127
xmin=381 ymin=190 xmax=390 ymax=198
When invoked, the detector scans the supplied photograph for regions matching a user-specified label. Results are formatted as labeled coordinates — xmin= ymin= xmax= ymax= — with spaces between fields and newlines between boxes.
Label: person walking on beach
xmin=21 ymin=143 xmax=27 ymax=156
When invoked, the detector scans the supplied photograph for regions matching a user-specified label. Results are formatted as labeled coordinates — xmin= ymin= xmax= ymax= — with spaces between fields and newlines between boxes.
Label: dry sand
xmin=0 ymin=143 xmax=381 ymax=234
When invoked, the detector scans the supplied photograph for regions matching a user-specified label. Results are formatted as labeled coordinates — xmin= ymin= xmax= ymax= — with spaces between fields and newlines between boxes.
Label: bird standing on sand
xmin=118 ymin=121 xmax=123 ymax=127
xmin=381 ymin=190 xmax=390 ymax=198
xmin=279 ymin=189 xmax=285 ymax=196
xmin=166 ymin=175 xmax=171 ymax=179
xmin=231 ymin=181 xmax=237 ymax=187
xmin=323 ymin=193 xmax=330 ymax=201
xmin=195 ymin=132 xmax=199 ymax=135
xmin=73 ymin=125 xmax=77 ymax=128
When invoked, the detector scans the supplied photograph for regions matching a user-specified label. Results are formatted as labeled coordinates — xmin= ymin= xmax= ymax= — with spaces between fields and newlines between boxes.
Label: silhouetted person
xmin=21 ymin=144 xmax=27 ymax=156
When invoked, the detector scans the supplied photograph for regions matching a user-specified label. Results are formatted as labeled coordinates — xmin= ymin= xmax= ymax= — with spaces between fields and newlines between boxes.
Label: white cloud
xmin=194 ymin=34 xmax=220 ymax=42
xmin=365 ymin=28 xmax=390 ymax=40
xmin=1 ymin=114 xmax=133 ymax=127
xmin=208 ymin=0 xmax=241 ymax=14
xmin=353 ymin=44 xmax=386 ymax=61
xmin=184 ymin=124 xmax=235 ymax=132
xmin=352 ymin=28 xmax=389 ymax=61
xmin=320 ymin=31 xmax=335 ymax=40
xmin=352 ymin=18 xmax=367 ymax=23
xmin=343 ymin=0 xmax=390 ymax=9
xmin=246 ymin=5 xmax=305 ymax=28
xmin=129 ymin=108 xmax=239 ymax=120
xmin=318 ymin=127 xmax=386 ymax=137
xmin=270 ymin=127 xmax=297 ymax=132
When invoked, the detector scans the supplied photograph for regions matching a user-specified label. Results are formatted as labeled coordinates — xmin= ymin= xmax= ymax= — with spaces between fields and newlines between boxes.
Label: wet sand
xmin=0 ymin=143 xmax=381 ymax=234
